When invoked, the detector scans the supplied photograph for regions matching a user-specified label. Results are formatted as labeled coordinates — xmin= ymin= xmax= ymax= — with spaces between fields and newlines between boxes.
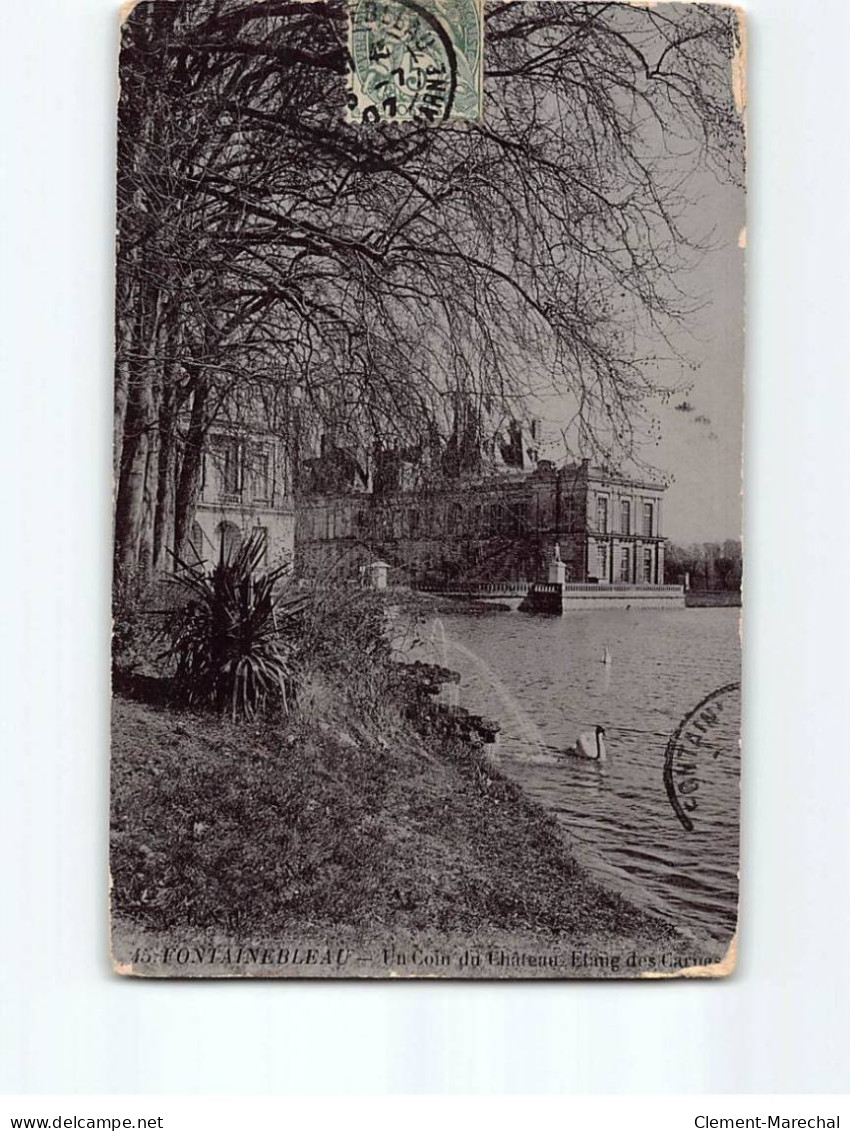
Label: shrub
xmin=163 ymin=531 xmax=307 ymax=720
xmin=112 ymin=564 xmax=159 ymax=675
xmin=289 ymin=583 xmax=404 ymax=711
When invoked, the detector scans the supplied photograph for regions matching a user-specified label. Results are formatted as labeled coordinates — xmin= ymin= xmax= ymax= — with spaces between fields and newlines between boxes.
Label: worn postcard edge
xmin=109 ymin=0 xmax=746 ymax=985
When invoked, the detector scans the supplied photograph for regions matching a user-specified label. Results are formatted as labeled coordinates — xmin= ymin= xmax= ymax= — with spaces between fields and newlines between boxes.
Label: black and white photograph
xmin=109 ymin=0 xmax=745 ymax=979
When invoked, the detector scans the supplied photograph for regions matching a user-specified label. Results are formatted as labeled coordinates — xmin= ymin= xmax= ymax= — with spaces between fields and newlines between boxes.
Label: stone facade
xmin=584 ymin=466 xmax=666 ymax=586
xmin=295 ymin=457 xmax=667 ymax=587
xmin=188 ymin=430 xmax=295 ymax=568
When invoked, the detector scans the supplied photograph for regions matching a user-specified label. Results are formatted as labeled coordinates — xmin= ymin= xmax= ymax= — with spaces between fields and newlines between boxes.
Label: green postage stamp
xmin=347 ymin=0 xmax=483 ymax=123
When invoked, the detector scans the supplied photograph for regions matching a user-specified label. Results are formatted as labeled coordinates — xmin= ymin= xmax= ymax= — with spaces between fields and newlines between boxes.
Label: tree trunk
xmin=173 ymin=376 xmax=210 ymax=562
xmin=113 ymin=275 xmax=139 ymax=496
xmin=114 ymin=371 xmax=153 ymax=578
xmin=114 ymin=289 xmax=163 ymax=579
xmin=153 ymin=379 xmax=178 ymax=573
xmin=137 ymin=378 xmax=162 ymax=578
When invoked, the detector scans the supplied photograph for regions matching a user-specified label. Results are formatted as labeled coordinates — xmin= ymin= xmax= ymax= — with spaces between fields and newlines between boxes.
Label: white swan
xmin=573 ymin=726 xmax=608 ymax=762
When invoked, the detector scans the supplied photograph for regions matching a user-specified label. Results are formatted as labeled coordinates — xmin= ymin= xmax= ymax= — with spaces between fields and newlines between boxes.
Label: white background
xmin=1 ymin=0 xmax=849 ymax=1097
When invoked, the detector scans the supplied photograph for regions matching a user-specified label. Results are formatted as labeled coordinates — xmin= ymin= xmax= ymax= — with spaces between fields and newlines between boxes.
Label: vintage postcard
xmin=111 ymin=0 xmax=745 ymax=978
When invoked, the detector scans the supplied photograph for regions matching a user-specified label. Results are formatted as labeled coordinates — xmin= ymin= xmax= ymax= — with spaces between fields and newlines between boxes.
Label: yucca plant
xmin=164 ymin=531 xmax=307 ymax=721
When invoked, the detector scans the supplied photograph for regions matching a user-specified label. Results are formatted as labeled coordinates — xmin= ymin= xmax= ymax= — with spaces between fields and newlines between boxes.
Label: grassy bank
xmin=111 ymin=565 xmax=729 ymax=978
xmin=110 ymin=681 xmax=706 ymax=976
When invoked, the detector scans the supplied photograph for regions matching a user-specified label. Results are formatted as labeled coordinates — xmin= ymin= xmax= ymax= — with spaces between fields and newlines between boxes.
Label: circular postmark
xmin=348 ymin=0 xmax=462 ymax=123
xmin=663 ymin=682 xmax=741 ymax=832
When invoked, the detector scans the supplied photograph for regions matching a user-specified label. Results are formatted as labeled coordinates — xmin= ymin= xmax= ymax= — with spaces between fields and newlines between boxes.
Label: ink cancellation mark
xmin=663 ymin=682 xmax=741 ymax=832
xmin=347 ymin=0 xmax=482 ymax=124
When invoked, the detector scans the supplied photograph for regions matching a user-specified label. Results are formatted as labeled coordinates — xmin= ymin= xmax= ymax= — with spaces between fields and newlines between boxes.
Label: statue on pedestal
xmin=548 ymin=544 xmax=566 ymax=586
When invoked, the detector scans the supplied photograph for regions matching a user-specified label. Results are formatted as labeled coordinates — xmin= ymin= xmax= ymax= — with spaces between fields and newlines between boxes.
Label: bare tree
xmin=113 ymin=0 xmax=744 ymax=579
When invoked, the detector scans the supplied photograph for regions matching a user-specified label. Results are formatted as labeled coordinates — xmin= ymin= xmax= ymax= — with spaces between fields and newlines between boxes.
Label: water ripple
xmin=411 ymin=607 xmax=741 ymax=942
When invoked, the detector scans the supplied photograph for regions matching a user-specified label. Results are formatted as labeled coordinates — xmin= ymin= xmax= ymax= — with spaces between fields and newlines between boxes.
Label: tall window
xmin=596 ymin=495 xmax=609 ymax=533
xmin=642 ymin=501 xmax=654 ymax=537
xmin=620 ymin=499 xmax=631 ymax=535
xmin=251 ymin=446 xmax=271 ymax=502
xmin=221 ymin=439 xmax=241 ymax=497
xmin=619 ymin=546 xmax=631 ymax=581
xmin=643 ymin=547 xmax=654 ymax=582
xmin=596 ymin=542 xmax=608 ymax=578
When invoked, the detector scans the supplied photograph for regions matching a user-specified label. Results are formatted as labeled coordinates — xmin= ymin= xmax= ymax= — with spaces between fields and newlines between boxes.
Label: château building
xmin=186 ymin=429 xmax=295 ymax=568
xmin=295 ymin=449 xmax=667 ymax=588
xmin=186 ymin=411 xmax=668 ymax=592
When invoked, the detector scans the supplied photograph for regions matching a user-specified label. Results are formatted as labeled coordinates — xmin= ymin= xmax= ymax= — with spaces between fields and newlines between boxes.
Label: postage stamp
xmin=346 ymin=0 xmax=483 ymax=123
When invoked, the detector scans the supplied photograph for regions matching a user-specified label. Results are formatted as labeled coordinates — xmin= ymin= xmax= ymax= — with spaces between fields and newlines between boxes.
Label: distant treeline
xmin=665 ymin=540 xmax=742 ymax=591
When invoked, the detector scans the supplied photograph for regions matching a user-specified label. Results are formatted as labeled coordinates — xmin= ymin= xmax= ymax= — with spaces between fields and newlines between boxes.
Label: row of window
xmin=305 ymin=496 xmax=587 ymax=542
xmin=307 ymin=500 xmax=557 ymax=542
xmin=596 ymin=496 xmax=655 ymax=537
xmin=205 ymin=439 xmax=274 ymax=504
xmin=596 ymin=543 xmax=656 ymax=582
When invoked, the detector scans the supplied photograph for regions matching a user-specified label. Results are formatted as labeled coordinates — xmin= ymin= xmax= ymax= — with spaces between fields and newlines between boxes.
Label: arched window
xmin=217 ymin=521 xmax=242 ymax=563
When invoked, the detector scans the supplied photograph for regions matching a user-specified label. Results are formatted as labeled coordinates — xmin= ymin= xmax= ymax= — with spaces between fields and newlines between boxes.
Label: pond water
xmin=406 ymin=606 xmax=741 ymax=942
